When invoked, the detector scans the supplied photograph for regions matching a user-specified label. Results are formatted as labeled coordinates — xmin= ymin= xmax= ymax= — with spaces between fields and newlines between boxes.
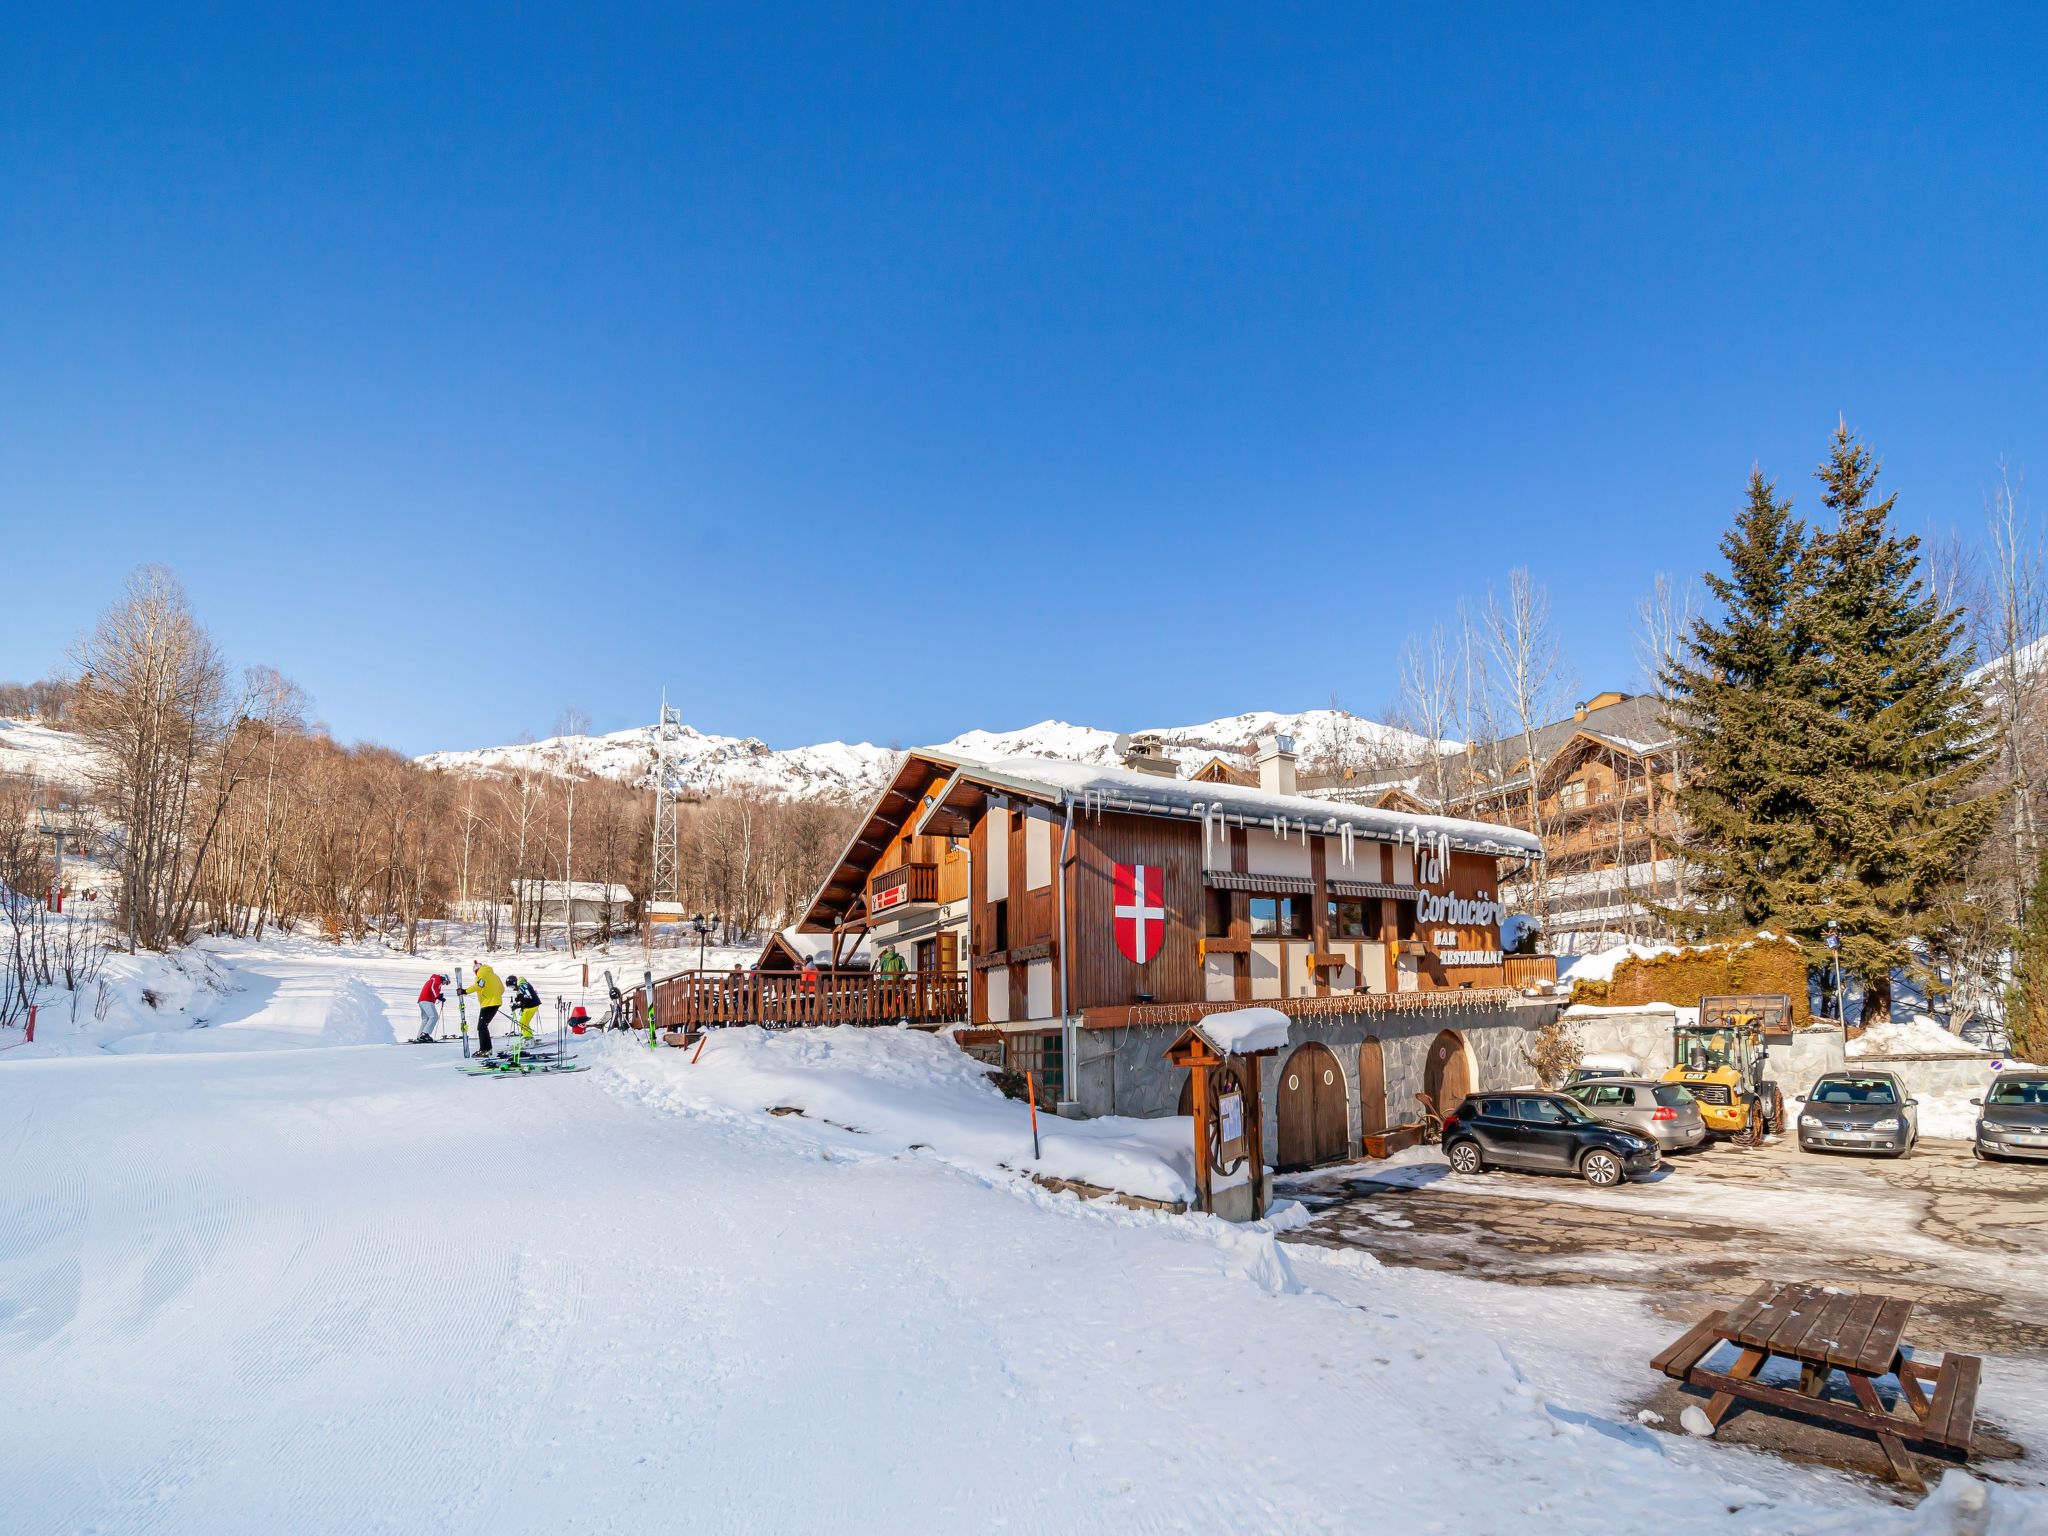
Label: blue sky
xmin=4 ymin=4 xmax=2044 ymax=755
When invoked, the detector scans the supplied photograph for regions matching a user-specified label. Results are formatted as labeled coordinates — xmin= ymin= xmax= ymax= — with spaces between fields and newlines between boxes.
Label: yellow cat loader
xmin=1664 ymin=994 xmax=1789 ymax=1144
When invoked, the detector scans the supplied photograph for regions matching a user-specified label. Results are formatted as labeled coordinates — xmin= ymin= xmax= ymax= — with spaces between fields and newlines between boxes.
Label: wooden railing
xmin=871 ymin=861 xmax=938 ymax=906
xmin=631 ymin=969 xmax=968 ymax=1030
xmin=1503 ymin=954 xmax=1559 ymax=989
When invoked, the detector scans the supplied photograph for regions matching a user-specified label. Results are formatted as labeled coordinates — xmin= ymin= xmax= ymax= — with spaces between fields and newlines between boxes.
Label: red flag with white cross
xmin=1113 ymin=863 xmax=1165 ymax=964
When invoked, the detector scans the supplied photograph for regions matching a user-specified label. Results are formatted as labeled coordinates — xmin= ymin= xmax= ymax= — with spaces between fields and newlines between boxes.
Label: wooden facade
xmin=783 ymin=745 xmax=1545 ymax=1053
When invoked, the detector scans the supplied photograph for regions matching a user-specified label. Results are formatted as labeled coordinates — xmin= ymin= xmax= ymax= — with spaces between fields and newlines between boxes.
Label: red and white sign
xmin=1113 ymin=863 xmax=1165 ymax=964
xmin=872 ymin=883 xmax=906 ymax=912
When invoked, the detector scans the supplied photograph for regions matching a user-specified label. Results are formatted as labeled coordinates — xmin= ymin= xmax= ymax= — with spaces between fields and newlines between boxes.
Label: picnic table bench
xmin=1652 ymin=1281 xmax=1982 ymax=1491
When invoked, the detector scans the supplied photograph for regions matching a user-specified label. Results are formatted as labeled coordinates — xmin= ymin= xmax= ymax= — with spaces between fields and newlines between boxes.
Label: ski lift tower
xmin=647 ymin=695 xmax=688 ymax=936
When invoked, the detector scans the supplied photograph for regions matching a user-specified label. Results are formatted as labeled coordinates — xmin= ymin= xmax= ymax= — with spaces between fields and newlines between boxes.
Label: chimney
xmin=1573 ymin=701 xmax=1588 ymax=722
xmin=1255 ymin=733 xmax=1297 ymax=796
xmin=1115 ymin=731 xmax=1179 ymax=778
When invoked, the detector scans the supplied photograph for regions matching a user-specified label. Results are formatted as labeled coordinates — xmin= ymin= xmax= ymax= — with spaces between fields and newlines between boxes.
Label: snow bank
xmin=595 ymin=1024 xmax=1200 ymax=1204
xmin=1560 ymin=943 xmax=1677 ymax=984
xmin=1199 ymin=1006 xmax=1291 ymax=1055
xmin=1847 ymin=1014 xmax=1989 ymax=1059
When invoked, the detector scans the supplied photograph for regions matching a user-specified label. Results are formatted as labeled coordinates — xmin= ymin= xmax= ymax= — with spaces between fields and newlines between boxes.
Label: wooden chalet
xmin=636 ymin=733 xmax=1563 ymax=1172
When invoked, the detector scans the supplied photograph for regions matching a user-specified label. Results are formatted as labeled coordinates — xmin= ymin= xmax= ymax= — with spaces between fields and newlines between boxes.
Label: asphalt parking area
xmin=1281 ymin=1136 xmax=2048 ymax=1488
xmin=1280 ymin=1135 xmax=2048 ymax=1355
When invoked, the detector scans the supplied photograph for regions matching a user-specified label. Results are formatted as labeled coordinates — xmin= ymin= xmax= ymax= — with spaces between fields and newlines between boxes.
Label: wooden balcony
xmin=632 ymin=968 xmax=968 ymax=1030
xmin=870 ymin=861 xmax=939 ymax=911
xmin=1503 ymin=954 xmax=1559 ymax=989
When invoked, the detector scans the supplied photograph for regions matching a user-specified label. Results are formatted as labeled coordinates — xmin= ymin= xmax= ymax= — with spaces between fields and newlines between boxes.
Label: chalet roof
xmin=759 ymin=927 xmax=872 ymax=969
xmin=914 ymin=753 xmax=1542 ymax=858
xmin=1468 ymin=693 xmax=1671 ymax=776
xmin=795 ymin=748 xmax=1542 ymax=933
xmin=797 ymin=751 xmax=967 ymax=933
xmin=508 ymin=879 xmax=632 ymax=903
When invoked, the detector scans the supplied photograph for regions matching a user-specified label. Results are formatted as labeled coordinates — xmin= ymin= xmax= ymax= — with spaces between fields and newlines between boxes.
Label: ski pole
xmin=457 ymin=965 xmax=471 ymax=1058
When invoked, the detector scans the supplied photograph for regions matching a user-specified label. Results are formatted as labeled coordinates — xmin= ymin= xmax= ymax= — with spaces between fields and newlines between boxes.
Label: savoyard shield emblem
xmin=1113 ymin=863 xmax=1165 ymax=964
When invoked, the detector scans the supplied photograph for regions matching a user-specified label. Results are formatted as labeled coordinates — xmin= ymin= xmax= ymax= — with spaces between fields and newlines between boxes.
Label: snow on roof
xmin=937 ymin=752 xmax=1544 ymax=861
xmin=775 ymin=928 xmax=872 ymax=964
xmin=1195 ymin=1007 xmax=1293 ymax=1056
xmin=509 ymin=879 xmax=633 ymax=903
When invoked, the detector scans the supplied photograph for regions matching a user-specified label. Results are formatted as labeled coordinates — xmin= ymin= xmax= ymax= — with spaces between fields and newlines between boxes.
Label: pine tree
xmin=1796 ymin=424 xmax=1999 ymax=1021
xmin=1663 ymin=468 xmax=1818 ymax=934
xmin=2004 ymin=853 xmax=2048 ymax=1064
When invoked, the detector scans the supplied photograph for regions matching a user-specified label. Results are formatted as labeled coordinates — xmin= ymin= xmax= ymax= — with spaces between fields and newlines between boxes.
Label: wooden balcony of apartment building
xmin=633 ymin=967 xmax=968 ymax=1030
xmin=871 ymin=861 xmax=939 ymax=906
xmin=1502 ymin=954 xmax=1559 ymax=989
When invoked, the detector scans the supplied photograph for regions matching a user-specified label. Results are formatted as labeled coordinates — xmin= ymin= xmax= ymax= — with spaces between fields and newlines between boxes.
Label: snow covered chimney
xmin=1255 ymin=733 xmax=1297 ymax=796
xmin=1115 ymin=732 xmax=1179 ymax=778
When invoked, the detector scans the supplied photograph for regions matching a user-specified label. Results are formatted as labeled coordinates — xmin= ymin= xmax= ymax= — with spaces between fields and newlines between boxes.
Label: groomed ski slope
xmin=0 ymin=953 xmax=2038 ymax=1533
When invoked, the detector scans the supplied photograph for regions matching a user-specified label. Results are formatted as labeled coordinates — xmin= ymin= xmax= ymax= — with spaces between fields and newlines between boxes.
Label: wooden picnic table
xmin=1652 ymin=1281 xmax=1982 ymax=1491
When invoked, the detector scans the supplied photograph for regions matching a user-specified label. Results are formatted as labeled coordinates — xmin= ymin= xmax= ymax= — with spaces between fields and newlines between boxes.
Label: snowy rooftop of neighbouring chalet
xmin=509 ymin=879 xmax=633 ymax=903
xmin=921 ymin=751 xmax=1545 ymax=860
xmin=1194 ymin=1007 xmax=1293 ymax=1056
xmin=773 ymin=927 xmax=873 ymax=966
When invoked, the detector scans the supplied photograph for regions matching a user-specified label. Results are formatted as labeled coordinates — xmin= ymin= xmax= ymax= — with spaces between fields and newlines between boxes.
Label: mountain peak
xmin=413 ymin=708 xmax=1438 ymax=801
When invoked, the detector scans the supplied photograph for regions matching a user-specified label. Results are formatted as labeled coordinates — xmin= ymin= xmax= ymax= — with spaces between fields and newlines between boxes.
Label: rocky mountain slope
xmin=414 ymin=708 xmax=1436 ymax=802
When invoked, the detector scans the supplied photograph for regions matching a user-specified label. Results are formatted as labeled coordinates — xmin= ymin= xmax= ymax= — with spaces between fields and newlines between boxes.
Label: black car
xmin=1441 ymin=1091 xmax=1661 ymax=1187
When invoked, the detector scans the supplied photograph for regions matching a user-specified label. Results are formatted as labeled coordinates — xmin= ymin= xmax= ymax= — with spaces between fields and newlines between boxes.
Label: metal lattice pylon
xmin=650 ymin=695 xmax=684 ymax=910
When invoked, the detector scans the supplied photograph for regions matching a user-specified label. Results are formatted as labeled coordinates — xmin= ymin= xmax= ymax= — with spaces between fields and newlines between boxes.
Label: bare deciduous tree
xmin=71 ymin=567 xmax=233 ymax=950
xmin=1482 ymin=569 xmax=1575 ymax=924
xmin=1397 ymin=624 xmax=1461 ymax=807
xmin=1982 ymin=463 xmax=2044 ymax=923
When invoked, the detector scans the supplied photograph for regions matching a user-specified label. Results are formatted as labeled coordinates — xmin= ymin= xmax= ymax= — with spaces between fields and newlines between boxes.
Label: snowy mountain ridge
xmin=415 ymin=708 xmax=1438 ymax=802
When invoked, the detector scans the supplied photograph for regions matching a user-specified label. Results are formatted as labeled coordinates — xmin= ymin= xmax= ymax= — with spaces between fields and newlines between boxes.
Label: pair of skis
xmin=461 ymin=1055 xmax=587 ymax=1077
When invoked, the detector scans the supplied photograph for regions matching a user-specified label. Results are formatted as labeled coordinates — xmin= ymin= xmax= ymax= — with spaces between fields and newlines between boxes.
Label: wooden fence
xmin=630 ymin=969 xmax=968 ymax=1031
xmin=1503 ymin=954 xmax=1559 ymax=989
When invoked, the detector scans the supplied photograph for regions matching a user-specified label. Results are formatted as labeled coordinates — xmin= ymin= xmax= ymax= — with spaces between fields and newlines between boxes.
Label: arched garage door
xmin=1424 ymin=1029 xmax=1473 ymax=1117
xmin=1276 ymin=1042 xmax=1347 ymax=1170
xmin=1358 ymin=1036 xmax=1387 ymax=1140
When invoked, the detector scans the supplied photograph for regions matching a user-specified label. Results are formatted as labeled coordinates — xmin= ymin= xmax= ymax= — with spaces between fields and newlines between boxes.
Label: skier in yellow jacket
xmin=465 ymin=962 xmax=505 ymax=1055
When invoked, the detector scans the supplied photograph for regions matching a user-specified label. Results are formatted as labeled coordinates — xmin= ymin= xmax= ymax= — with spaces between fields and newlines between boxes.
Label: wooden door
xmin=1277 ymin=1042 xmax=1345 ymax=1170
xmin=1358 ymin=1036 xmax=1387 ymax=1138
xmin=936 ymin=930 xmax=959 ymax=974
xmin=1425 ymin=1029 xmax=1472 ymax=1116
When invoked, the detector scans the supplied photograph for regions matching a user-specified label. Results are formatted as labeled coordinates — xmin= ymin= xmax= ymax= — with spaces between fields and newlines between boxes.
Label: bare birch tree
xmin=1397 ymin=624 xmax=1460 ymax=807
xmin=1984 ymin=462 xmax=2044 ymax=922
xmin=556 ymin=708 xmax=591 ymax=954
xmin=70 ymin=567 xmax=232 ymax=950
xmin=1632 ymin=571 xmax=1697 ymax=916
xmin=1482 ymin=569 xmax=1574 ymax=924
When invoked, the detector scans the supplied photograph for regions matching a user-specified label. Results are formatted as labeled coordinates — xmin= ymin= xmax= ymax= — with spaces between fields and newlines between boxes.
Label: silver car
xmin=1974 ymin=1071 xmax=2048 ymax=1163
xmin=1562 ymin=1077 xmax=1709 ymax=1152
xmin=1796 ymin=1071 xmax=1919 ymax=1157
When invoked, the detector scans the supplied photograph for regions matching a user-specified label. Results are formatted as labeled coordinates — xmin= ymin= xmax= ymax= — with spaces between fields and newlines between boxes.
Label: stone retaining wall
xmin=1070 ymin=997 xmax=1564 ymax=1167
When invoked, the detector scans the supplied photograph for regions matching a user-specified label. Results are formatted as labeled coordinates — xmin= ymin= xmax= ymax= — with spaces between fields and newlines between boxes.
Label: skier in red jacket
xmin=413 ymin=973 xmax=449 ymax=1043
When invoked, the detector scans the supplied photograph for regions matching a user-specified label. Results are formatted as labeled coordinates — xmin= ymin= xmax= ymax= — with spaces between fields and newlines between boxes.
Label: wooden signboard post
xmin=1163 ymin=1023 xmax=1277 ymax=1220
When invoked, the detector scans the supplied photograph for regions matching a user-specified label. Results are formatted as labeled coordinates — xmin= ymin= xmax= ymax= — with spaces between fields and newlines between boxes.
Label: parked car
xmin=1973 ymin=1070 xmax=2048 ymax=1163
xmin=1561 ymin=1077 xmax=1710 ymax=1152
xmin=1565 ymin=1053 xmax=1642 ymax=1087
xmin=1794 ymin=1071 xmax=1918 ymax=1158
xmin=1441 ymin=1091 xmax=1662 ymax=1187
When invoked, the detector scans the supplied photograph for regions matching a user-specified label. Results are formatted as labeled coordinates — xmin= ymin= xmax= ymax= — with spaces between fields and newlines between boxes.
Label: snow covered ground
xmin=0 ymin=715 xmax=96 ymax=788
xmin=1850 ymin=1015 xmax=1999 ymax=1059
xmin=3 ymin=938 xmax=2043 ymax=1532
